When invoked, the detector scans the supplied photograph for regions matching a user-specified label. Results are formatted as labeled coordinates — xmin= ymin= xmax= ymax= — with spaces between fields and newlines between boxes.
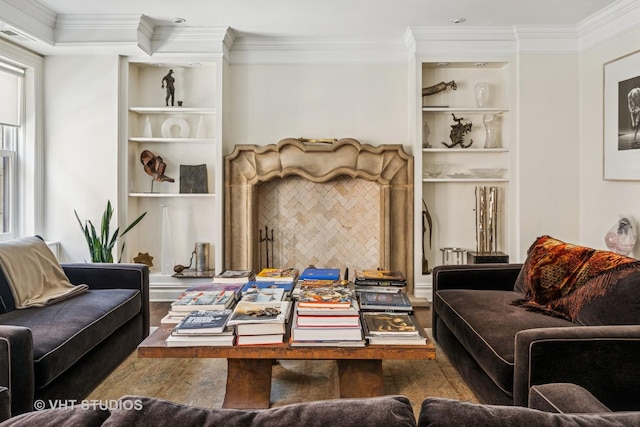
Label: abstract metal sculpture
xmin=140 ymin=150 xmax=175 ymax=192
xmin=443 ymin=114 xmax=473 ymax=148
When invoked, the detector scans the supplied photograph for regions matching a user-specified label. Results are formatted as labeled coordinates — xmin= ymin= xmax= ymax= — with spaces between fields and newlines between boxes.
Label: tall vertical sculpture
xmin=475 ymin=186 xmax=498 ymax=254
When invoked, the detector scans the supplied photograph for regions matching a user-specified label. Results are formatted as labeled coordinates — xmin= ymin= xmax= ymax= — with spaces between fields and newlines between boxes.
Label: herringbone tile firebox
xmin=257 ymin=176 xmax=380 ymax=271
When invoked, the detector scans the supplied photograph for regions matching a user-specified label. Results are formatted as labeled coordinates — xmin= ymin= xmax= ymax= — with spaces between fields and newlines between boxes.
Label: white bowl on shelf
xmin=423 ymin=163 xmax=446 ymax=178
xmin=469 ymin=168 xmax=506 ymax=179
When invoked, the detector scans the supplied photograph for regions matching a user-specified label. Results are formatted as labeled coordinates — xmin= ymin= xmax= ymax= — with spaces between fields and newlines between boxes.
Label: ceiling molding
xmin=229 ymin=36 xmax=407 ymax=65
xmin=577 ymin=0 xmax=640 ymax=52
xmin=407 ymin=27 xmax=518 ymax=58
xmin=151 ymin=26 xmax=232 ymax=56
xmin=513 ymin=26 xmax=579 ymax=54
xmin=0 ymin=0 xmax=55 ymax=45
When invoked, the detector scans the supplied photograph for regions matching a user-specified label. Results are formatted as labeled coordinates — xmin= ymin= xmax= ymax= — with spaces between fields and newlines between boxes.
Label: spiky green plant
xmin=74 ymin=200 xmax=147 ymax=263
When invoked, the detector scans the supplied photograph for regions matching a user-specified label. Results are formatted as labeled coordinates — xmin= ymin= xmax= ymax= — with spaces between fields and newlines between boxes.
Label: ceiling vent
xmin=0 ymin=25 xmax=36 ymax=43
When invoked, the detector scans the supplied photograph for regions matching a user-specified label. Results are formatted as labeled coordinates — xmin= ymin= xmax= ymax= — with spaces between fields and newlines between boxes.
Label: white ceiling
xmin=32 ymin=0 xmax=617 ymax=38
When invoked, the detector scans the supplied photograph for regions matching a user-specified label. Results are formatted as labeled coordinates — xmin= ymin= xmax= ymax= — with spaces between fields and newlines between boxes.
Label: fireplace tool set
xmin=259 ymin=225 xmax=275 ymax=269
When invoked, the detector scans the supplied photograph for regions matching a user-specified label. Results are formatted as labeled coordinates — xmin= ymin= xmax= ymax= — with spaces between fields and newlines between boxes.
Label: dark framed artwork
xmin=604 ymin=50 xmax=640 ymax=180
xmin=179 ymin=164 xmax=208 ymax=193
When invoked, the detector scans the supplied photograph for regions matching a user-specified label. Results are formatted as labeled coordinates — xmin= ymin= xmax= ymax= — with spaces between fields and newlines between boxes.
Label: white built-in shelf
xmin=129 ymin=193 xmax=216 ymax=198
xmin=129 ymin=137 xmax=216 ymax=143
xmin=422 ymin=107 xmax=509 ymax=114
xmin=423 ymin=148 xmax=509 ymax=153
xmin=129 ymin=107 xmax=216 ymax=115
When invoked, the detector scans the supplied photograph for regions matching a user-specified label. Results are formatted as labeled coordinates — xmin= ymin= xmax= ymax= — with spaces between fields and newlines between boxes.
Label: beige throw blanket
xmin=0 ymin=236 xmax=87 ymax=308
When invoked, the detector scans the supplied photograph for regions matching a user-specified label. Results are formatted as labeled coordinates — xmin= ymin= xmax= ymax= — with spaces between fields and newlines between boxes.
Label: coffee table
xmin=138 ymin=321 xmax=436 ymax=409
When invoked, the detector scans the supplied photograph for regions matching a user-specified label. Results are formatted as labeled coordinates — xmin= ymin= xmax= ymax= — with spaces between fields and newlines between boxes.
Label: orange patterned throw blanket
xmin=514 ymin=235 xmax=640 ymax=320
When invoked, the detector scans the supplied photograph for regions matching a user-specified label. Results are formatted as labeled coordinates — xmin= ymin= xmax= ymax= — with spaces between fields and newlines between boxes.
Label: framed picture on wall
xmin=604 ymin=50 xmax=640 ymax=180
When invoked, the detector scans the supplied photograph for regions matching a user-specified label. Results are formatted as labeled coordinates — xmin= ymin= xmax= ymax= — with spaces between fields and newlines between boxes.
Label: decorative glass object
xmin=441 ymin=247 xmax=466 ymax=265
xmin=142 ymin=116 xmax=152 ymax=138
xmin=482 ymin=113 xmax=500 ymax=148
xmin=474 ymin=82 xmax=492 ymax=107
xmin=604 ymin=217 xmax=636 ymax=255
xmin=161 ymin=205 xmax=174 ymax=275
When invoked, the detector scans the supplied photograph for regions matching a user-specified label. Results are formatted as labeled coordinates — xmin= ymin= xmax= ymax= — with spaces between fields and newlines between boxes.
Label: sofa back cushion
xmin=513 ymin=235 xmax=640 ymax=324
xmin=0 ymin=269 xmax=16 ymax=314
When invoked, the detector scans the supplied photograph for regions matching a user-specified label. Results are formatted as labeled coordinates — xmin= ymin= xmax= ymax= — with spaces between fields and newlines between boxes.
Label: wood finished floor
xmin=149 ymin=301 xmax=433 ymax=328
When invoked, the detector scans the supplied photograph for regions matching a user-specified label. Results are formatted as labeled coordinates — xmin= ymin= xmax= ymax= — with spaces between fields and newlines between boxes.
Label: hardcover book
xmin=241 ymin=280 xmax=294 ymax=295
xmin=357 ymin=291 xmax=413 ymax=312
xmin=354 ymin=269 xmax=407 ymax=286
xmin=166 ymin=328 xmax=235 ymax=347
xmin=255 ymin=268 xmax=299 ymax=282
xmin=213 ymin=269 xmax=255 ymax=284
xmin=361 ymin=312 xmax=420 ymax=336
xmin=227 ymin=300 xmax=292 ymax=325
xmin=240 ymin=287 xmax=285 ymax=303
xmin=171 ymin=290 xmax=237 ymax=312
xmin=299 ymin=268 xmax=341 ymax=281
xmin=298 ymin=282 xmax=354 ymax=308
xmin=174 ymin=309 xmax=233 ymax=334
xmin=291 ymin=311 xmax=363 ymax=342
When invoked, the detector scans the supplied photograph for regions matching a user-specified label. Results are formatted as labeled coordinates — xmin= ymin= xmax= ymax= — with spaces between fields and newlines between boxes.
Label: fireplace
xmin=224 ymin=138 xmax=414 ymax=292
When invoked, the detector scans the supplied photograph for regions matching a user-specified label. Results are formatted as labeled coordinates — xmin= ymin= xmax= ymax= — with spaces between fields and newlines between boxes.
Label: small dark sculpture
xmin=161 ymin=69 xmax=175 ymax=106
xmin=422 ymin=199 xmax=433 ymax=274
xmin=422 ymin=80 xmax=457 ymax=97
xmin=442 ymin=114 xmax=473 ymax=148
xmin=140 ymin=150 xmax=175 ymax=189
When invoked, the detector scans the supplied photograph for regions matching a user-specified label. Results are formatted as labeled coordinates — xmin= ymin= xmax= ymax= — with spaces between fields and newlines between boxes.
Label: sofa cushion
xmin=528 ymin=383 xmax=612 ymax=414
xmin=0 ymin=288 xmax=141 ymax=389
xmin=513 ymin=235 xmax=640 ymax=321
xmin=0 ymin=406 xmax=110 ymax=427
xmin=418 ymin=397 xmax=640 ymax=427
xmin=104 ymin=395 xmax=417 ymax=427
xmin=434 ymin=289 xmax=573 ymax=396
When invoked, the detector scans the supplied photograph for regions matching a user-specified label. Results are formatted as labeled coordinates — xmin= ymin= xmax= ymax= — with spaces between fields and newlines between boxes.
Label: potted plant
xmin=75 ymin=200 xmax=147 ymax=263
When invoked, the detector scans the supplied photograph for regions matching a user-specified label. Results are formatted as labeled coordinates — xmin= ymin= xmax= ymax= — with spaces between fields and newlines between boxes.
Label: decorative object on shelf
xmin=161 ymin=205 xmax=174 ymax=275
xmin=173 ymin=249 xmax=194 ymax=274
xmin=140 ymin=150 xmax=175 ymax=192
xmin=422 ymin=80 xmax=457 ymax=97
xmin=161 ymin=69 xmax=175 ymax=106
xmin=177 ymin=101 xmax=183 ymax=107
xmin=259 ymin=225 xmax=275 ymax=269
xmin=142 ymin=116 xmax=152 ymax=138
xmin=195 ymin=242 xmax=210 ymax=272
xmin=422 ymin=200 xmax=433 ymax=274
xmin=469 ymin=168 xmax=506 ymax=179
xmin=161 ymin=117 xmax=190 ymax=138
xmin=474 ymin=82 xmax=492 ymax=107
xmin=296 ymin=137 xmax=338 ymax=144
xmin=423 ymin=163 xmax=445 ymax=178
xmin=133 ymin=252 xmax=154 ymax=267
xmin=179 ymin=164 xmax=208 ymax=193
xmin=443 ymin=114 xmax=473 ymax=148
xmin=482 ymin=113 xmax=501 ymax=148
xmin=440 ymin=247 xmax=466 ymax=265
xmin=196 ymin=115 xmax=206 ymax=138
xmin=74 ymin=200 xmax=147 ymax=263
xmin=604 ymin=217 xmax=637 ymax=255
xmin=475 ymin=186 xmax=499 ymax=254
xmin=422 ymin=122 xmax=431 ymax=148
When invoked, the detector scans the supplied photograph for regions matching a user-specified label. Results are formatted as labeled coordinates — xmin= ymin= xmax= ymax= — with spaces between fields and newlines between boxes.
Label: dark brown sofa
xmin=432 ymin=236 xmax=640 ymax=410
xmin=0 ymin=238 xmax=149 ymax=416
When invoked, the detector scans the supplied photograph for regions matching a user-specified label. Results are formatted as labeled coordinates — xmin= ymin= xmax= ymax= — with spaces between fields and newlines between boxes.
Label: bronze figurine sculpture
xmin=161 ymin=69 xmax=175 ymax=106
xmin=442 ymin=114 xmax=473 ymax=148
xmin=422 ymin=80 xmax=457 ymax=97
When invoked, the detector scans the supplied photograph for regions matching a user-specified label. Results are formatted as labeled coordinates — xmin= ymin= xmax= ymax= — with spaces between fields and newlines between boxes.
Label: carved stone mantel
xmin=224 ymin=138 xmax=414 ymax=291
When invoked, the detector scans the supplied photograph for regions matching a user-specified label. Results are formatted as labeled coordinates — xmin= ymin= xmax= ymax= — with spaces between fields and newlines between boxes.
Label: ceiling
xmin=27 ymin=0 xmax=618 ymax=39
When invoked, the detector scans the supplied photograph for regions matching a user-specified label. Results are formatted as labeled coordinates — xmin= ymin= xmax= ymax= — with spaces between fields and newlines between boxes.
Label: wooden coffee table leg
xmin=337 ymin=359 xmax=384 ymax=398
xmin=223 ymin=358 xmax=273 ymax=409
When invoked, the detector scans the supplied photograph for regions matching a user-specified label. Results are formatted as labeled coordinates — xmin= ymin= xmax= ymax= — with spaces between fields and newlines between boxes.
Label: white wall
xmin=579 ymin=28 xmax=640 ymax=256
xmin=43 ymin=55 xmax=120 ymax=262
xmin=516 ymin=54 xmax=581 ymax=257
xmin=225 ymin=64 xmax=409 ymax=152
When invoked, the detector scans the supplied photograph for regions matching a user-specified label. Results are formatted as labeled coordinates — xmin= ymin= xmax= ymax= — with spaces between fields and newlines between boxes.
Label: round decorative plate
xmin=161 ymin=117 xmax=190 ymax=138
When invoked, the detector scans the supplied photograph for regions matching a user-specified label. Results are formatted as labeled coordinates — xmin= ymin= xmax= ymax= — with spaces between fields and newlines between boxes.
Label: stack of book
xmin=161 ymin=286 xmax=238 ymax=325
xmin=290 ymin=280 xmax=364 ymax=347
xmin=165 ymin=309 xmax=235 ymax=347
xmin=361 ymin=311 xmax=427 ymax=345
xmin=255 ymin=267 xmax=299 ymax=283
xmin=213 ymin=269 xmax=255 ymax=284
xmin=357 ymin=290 xmax=413 ymax=313
xmin=239 ymin=280 xmax=295 ymax=301
xmin=228 ymin=300 xmax=292 ymax=345
xmin=354 ymin=269 xmax=407 ymax=293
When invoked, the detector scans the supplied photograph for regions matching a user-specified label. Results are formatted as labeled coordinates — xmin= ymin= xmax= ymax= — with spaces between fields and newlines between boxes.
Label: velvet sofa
xmin=0 ymin=236 xmax=149 ymax=416
xmin=2 ymin=383 xmax=639 ymax=426
xmin=432 ymin=235 xmax=640 ymax=410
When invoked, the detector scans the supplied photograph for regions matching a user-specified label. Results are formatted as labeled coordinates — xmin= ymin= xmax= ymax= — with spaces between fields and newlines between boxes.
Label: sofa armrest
xmin=62 ymin=263 xmax=150 ymax=338
xmin=0 ymin=387 xmax=10 ymax=422
xmin=514 ymin=325 xmax=640 ymax=410
xmin=432 ymin=264 xmax=522 ymax=294
xmin=0 ymin=326 xmax=34 ymax=416
xmin=528 ymin=383 xmax=612 ymax=413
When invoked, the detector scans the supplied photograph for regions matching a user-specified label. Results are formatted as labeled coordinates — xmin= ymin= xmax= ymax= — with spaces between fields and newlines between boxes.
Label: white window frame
xmin=0 ymin=39 xmax=44 ymax=241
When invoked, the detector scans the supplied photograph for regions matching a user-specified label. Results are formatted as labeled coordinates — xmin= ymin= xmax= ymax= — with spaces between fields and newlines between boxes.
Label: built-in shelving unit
xmin=414 ymin=60 xmax=516 ymax=300
xmin=121 ymin=59 xmax=224 ymax=300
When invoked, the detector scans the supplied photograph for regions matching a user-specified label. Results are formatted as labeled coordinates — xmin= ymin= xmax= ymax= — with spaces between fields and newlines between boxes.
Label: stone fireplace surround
xmin=224 ymin=138 xmax=414 ymax=292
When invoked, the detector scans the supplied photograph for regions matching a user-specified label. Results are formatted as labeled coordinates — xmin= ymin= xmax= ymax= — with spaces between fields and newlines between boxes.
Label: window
xmin=0 ymin=62 xmax=22 ymax=239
